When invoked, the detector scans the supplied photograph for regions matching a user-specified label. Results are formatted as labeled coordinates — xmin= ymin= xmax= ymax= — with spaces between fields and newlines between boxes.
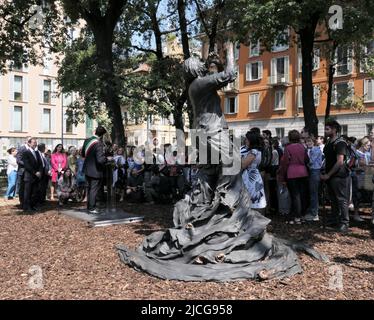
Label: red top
xmin=278 ymin=143 xmax=309 ymax=183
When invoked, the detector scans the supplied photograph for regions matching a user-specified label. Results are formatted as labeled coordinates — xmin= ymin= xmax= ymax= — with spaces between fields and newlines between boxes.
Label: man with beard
xmin=321 ymin=120 xmax=350 ymax=232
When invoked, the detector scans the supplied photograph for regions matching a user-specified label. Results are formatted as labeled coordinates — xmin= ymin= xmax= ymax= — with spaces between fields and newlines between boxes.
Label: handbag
xmin=278 ymin=185 xmax=291 ymax=215
xmin=363 ymin=166 xmax=374 ymax=191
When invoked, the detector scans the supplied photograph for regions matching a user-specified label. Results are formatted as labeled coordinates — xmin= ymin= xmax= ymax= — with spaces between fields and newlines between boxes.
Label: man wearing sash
xmin=82 ymin=126 xmax=110 ymax=214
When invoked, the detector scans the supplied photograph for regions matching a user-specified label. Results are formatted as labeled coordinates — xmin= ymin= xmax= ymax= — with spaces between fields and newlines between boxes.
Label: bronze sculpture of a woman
xmin=117 ymin=43 xmax=327 ymax=281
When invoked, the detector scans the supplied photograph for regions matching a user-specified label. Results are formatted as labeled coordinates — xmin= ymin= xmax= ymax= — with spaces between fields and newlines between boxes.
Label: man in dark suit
xmin=16 ymin=136 xmax=31 ymax=207
xmin=82 ymin=126 xmax=111 ymax=214
xmin=22 ymin=138 xmax=43 ymax=213
xmin=37 ymin=143 xmax=50 ymax=205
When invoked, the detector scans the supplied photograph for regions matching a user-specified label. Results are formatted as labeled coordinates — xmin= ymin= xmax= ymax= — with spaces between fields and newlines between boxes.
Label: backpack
xmin=259 ymin=145 xmax=273 ymax=172
xmin=333 ymin=137 xmax=358 ymax=170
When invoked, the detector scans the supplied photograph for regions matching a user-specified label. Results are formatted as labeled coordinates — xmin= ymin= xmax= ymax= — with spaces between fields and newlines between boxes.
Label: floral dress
xmin=241 ymin=148 xmax=267 ymax=209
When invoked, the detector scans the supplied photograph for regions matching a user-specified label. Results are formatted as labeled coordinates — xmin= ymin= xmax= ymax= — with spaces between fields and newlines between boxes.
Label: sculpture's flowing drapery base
xmin=117 ymin=166 xmax=328 ymax=282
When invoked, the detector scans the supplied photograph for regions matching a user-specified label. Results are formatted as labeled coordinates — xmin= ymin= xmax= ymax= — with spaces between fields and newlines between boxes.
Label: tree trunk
xmin=175 ymin=0 xmax=191 ymax=133
xmin=325 ymin=43 xmax=337 ymax=125
xmin=299 ymin=23 xmax=319 ymax=138
xmin=177 ymin=0 xmax=190 ymax=60
xmin=93 ymin=27 xmax=125 ymax=146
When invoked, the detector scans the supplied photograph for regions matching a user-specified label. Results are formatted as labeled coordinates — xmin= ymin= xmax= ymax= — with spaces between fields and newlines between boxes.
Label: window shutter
xmin=40 ymin=79 xmax=44 ymax=103
xmin=258 ymin=61 xmax=263 ymax=79
xmin=23 ymin=105 xmax=28 ymax=132
xmin=271 ymin=58 xmax=276 ymax=79
xmin=235 ymin=97 xmax=238 ymax=113
xmin=284 ymin=56 xmax=289 ymax=79
xmin=23 ymin=77 xmax=28 ymax=101
xmin=51 ymin=108 xmax=55 ymax=133
xmin=314 ymin=85 xmax=320 ymax=106
xmin=52 ymin=80 xmax=58 ymax=103
xmin=72 ymin=120 xmax=77 ymax=134
xmin=224 ymin=98 xmax=228 ymax=113
xmin=333 ymin=48 xmax=338 ymax=76
xmin=9 ymin=75 xmax=14 ymax=101
xmin=63 ymin=109 xmax=67 ymax=133
xmin=246 ymin=64 xmax=251 ymax=81
xmin=367 ymin=79 xmax=374 ymax=101
xmin=40 ymin=107 xmax=44 ymax=132
xmin=9 ymin=106 xmax=14 ymax=131
xmin=348 ymin=81 xmax=354 ymax=99
xmin=332 ymin=84 xmax=337 ymax=105
xmin=347 ymin=49 xmax=353 ymax=74
xmin=298 ymin=86 xmax=303 ymax=108
xmin=313 ymin=49 xmax=320 ymax=70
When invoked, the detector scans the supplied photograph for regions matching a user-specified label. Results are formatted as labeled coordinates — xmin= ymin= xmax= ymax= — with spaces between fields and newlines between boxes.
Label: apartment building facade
xmin=202 ymin=30 xmax=374 ymax=138
xmin=0 ymin=54 xmax=88 ymax=159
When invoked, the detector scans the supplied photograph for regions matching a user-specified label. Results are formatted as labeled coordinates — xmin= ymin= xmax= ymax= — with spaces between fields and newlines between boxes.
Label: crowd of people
xmin=3 ymin=121 xmax=374 ymax=231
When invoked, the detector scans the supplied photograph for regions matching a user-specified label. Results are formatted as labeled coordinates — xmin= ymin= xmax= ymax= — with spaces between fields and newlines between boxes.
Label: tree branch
xmin=131 ymin=45 xmax=158 ymax=55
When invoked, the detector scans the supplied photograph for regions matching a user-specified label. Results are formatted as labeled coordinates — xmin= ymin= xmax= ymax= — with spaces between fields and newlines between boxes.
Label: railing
xmin=268 ymin=74 xmax=290 ymax=86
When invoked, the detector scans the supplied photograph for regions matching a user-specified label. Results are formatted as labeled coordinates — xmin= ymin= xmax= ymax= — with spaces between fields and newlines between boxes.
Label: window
xmin=271 ymin=29 xmax=289 ymax=52
xmin=62 ymin=93 xmax=73 ymax=107
xmin=335 ymin=47 xmax=353 ymax=76
xmin=332 ymin=82 xmax=353 ymax=105
xmin=249 ymin=93 xmax=260 ymax=112
xmin=270 ymin=56 xmax=289 ymax=83
xmin=364 ymin=79 xmax=374 ymax=102
xmin=246 ymin=62 xmax=263 ymax=81
xmin=13 ymin=106 xmax=23 ymax=131
xmin=276 ymin=128 xmax=285 ymax=138
xmin=42 ymin=108 xmax=51 ymax=133
xmin=225 ymin=96 xmax=238 ymax=114
xmin=341 ymin=125 xmax=348 ymax=136
xmin=43 ymin=80 xmax=52 ymax=103
xmin=249 ymin=40 xmax=260 ymax=57
xmin=234 ymin=42 xmax=240 ymax=60
xmin=274 ymin=90 xmax=286 ymax=110
xmin=313 ymin=85 xmax=320 ymax=107
xmin=14 ymin=76 xmax=23 ymax=101
xmin=65 ymin=118 xmax=73 ymax=134
xmin=43 ymin=54 xmax=53 ymax=75
xmin=298 ymin=48 xmax=320 ymax=73
xmin=297 ymin=86 xmax=303 ymax=109
xmin=366 ymin=124 xmax=373 ymax=135
xmin=360 ymin=40 xmax=374 ymax=73
xmin=224 ymin=64 xmax=239 ymax=91
xmin=313 ymin=48 xmax=320 ymax=71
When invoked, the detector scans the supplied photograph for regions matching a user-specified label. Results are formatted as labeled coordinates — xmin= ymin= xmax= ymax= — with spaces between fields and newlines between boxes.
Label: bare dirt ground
xmin=0 ymin=201 xmax=373 ymax=300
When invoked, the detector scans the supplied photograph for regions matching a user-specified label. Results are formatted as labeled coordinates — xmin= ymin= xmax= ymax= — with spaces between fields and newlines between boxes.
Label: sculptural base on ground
xmin=117 ymin=166 xmax=328 ymax=282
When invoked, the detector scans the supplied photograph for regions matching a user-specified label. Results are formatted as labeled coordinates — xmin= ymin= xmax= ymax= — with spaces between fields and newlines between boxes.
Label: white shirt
xmin=7 ymin=155 xmax=18 ymax=175
xmin=26 ymin=145 xmax=37 ymax=160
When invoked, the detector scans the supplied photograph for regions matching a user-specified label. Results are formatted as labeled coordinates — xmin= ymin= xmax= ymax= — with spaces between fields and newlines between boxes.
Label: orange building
xmin=202 ymin=29 xmax=374 ymax=139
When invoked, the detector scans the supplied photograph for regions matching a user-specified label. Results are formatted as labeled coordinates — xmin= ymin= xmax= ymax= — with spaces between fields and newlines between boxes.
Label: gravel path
xmin=0 ymin=202 xmax=373 ymax=300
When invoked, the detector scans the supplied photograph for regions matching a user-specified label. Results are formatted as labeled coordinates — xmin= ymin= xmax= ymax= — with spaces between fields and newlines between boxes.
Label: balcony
xmin=268 ymin=74 xmax=290 ymax=86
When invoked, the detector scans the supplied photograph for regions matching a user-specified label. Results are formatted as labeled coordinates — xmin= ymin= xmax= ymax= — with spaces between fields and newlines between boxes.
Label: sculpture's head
xmin=183 ymin=57 xmax=207 ymax=82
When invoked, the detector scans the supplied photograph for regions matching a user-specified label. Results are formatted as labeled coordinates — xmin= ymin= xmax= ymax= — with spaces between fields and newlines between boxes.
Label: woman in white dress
xmin=241 ymin=131 xmax=267 ymax=211
xmin=5 ymin=147 xmax=18 ymax=200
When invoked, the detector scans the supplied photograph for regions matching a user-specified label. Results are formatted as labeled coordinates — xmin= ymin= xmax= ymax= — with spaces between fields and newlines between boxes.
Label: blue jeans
xmin=308 ymin=169 xmax=321 ymax=216
xmin=5 ymin=170 xmax=17 ymax=198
